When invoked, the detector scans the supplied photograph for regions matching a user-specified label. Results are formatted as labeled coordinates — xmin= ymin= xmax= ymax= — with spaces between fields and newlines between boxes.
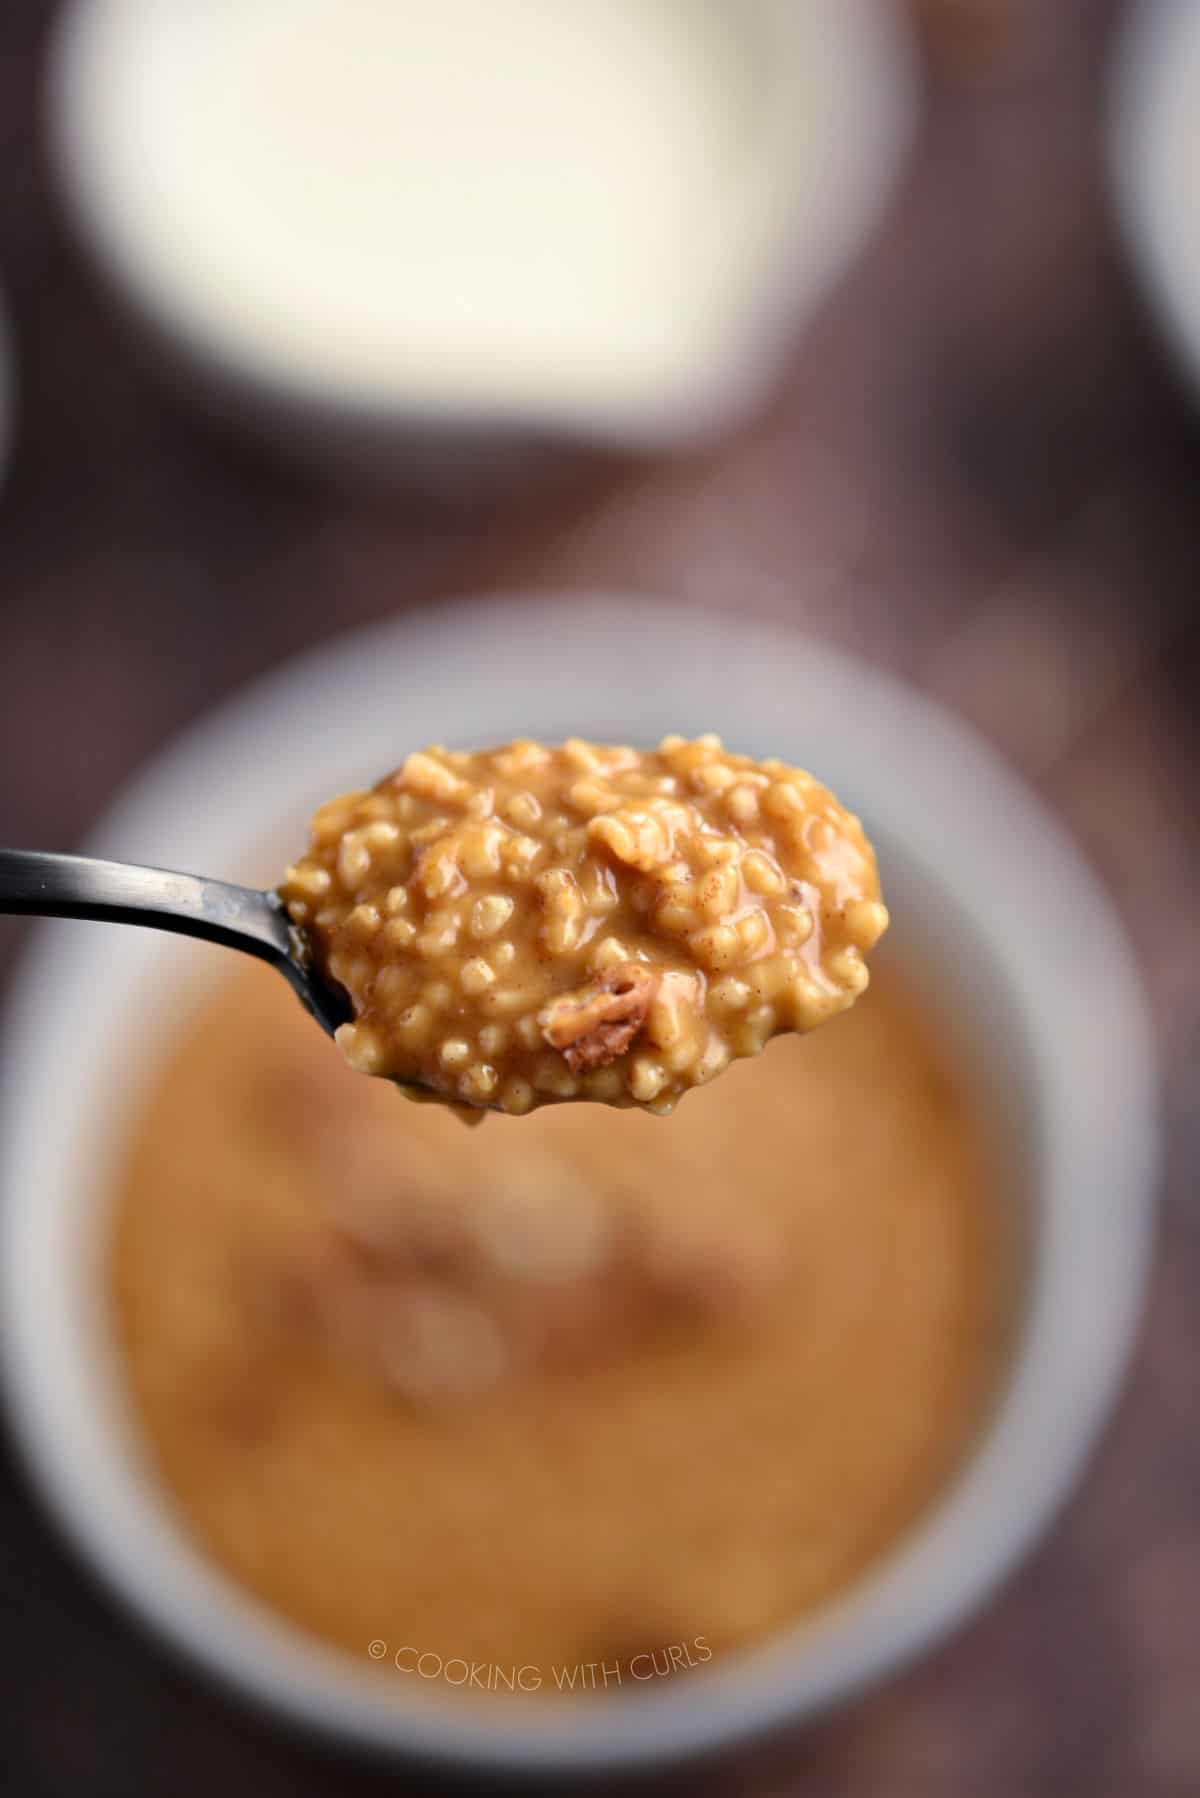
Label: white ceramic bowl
xmin=46 ymin=0 xmax=914 ymax=472
xmin=0 ymin=599 xmax=1158 ymax=1781
xmin=1113 ymin=0 xmax=1200 ymax=394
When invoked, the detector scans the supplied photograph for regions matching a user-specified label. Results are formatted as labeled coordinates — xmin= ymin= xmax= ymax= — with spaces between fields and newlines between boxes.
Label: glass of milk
xmin=47 ymin=0 xmax=914 ymax=475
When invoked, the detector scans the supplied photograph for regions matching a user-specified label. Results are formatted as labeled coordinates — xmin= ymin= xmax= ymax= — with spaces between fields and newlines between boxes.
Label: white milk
xmin=81 ymin=0 xmax=756 ymax=411
xmin=53 ymin=0 xmax=913 ymax=442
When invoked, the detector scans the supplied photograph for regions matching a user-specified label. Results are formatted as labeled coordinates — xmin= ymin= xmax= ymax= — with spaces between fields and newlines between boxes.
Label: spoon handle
xmin=0 ymin=848 xmax=292 ymax=965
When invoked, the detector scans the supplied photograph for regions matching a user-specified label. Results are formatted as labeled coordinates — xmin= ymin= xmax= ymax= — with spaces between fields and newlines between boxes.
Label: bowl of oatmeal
xmin=0 ymin=598 xmax=1157 ymax=1780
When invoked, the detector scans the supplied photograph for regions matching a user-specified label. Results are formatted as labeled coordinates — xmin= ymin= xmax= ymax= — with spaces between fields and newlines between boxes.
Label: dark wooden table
xmin=1 ymin=3 xmax=1197 ymax=1792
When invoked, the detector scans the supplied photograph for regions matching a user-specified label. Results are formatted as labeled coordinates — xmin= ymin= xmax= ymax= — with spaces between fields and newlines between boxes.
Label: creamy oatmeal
xmin=279 ymin=735 xmax=887 ymax=1114
xmin=110 ymin=956 xmax=1008 ymax=1686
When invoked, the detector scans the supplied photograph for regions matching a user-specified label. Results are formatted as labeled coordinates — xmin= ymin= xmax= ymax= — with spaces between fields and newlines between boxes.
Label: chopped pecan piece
xmin=541 ymin=963 xmax=658 ymax=1073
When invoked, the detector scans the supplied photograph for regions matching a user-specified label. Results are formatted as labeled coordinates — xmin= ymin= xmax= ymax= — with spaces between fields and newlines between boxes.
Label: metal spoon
xmin=0 ymin=848 xmax=353 ymax=1038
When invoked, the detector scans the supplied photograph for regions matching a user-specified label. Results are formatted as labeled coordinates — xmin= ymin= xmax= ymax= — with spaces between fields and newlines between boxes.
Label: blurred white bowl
xmin=46 ymin=0 xmax=914 ymax=473
xmin=0 ymin=599 xmax=1158 ymax=1780
xmin=1114 ymin=0 xmax=1200 ymax=393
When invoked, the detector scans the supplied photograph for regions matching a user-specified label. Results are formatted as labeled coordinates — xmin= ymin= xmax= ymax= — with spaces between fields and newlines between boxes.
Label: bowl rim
xmin=0 ymin=595 xmax=1159 ymax=1777
xmin=44 ymin=0 xmax=915 ymax=451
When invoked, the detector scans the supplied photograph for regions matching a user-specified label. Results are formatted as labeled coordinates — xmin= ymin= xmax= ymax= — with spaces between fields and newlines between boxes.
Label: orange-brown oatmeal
xmin=109 ymin=956 xmax=1009 ymax=1690
xmin=278 ymin=735 xmax=888 ymax=1115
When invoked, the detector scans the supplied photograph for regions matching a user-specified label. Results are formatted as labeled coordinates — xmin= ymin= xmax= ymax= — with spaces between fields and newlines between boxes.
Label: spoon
xmin=0 ymin=848 xmax=353 ymax=1038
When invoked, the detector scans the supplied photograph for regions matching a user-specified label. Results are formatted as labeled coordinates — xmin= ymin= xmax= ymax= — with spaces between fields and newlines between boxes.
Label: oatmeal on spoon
xmin=0 ymin=735 xmax=885 ymax=1117
xmin=280 ymin=734 xmax=887 ymax=1116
